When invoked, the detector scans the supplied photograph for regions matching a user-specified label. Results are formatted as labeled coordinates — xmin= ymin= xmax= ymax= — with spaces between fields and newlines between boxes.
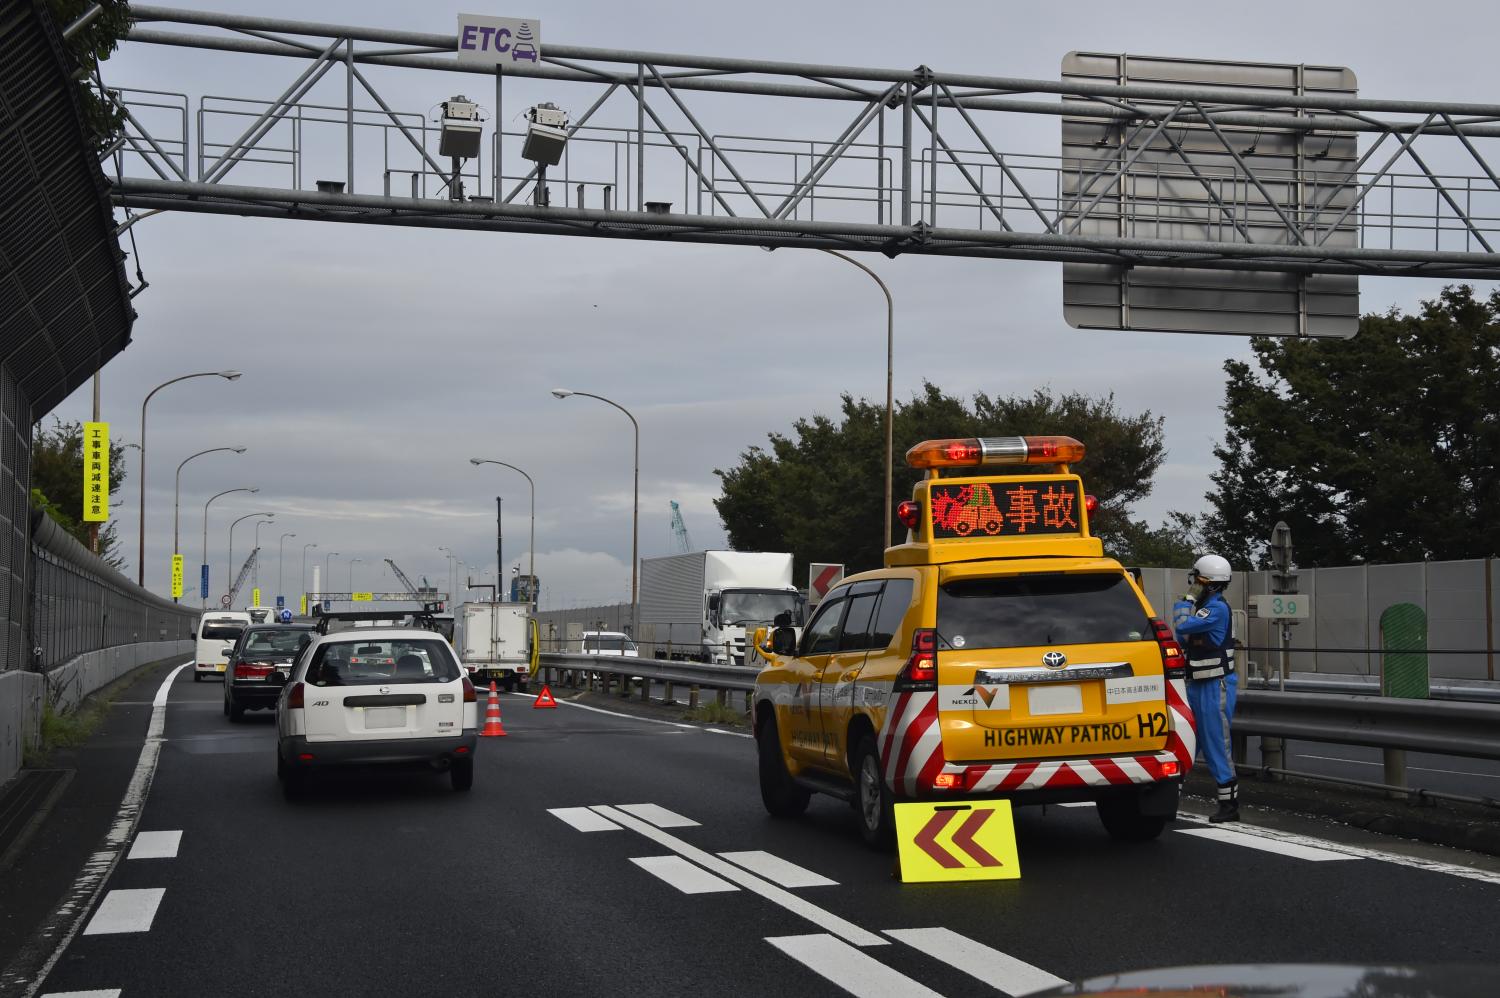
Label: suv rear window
xmin=306 ymin=638 xmax=462 ymax=686
xmin=202 ymin=624 xmax=244 ymax=641
xmin=242 ymin=628 xmax=312 ymax=657
xmin=938 ymin=573 xmax=1150 ymax=650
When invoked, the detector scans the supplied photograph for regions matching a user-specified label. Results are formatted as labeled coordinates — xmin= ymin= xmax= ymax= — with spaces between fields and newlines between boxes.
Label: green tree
xmin=1203 ymin=285 xmax=1500 ymax=566
xmin=29 ymin=418 xmax=128 ymax=567
xmin=714 ymin=383 xmax=1191 ymax=578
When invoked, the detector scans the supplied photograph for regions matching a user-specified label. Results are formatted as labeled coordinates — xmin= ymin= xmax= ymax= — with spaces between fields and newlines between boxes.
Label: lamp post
xmin=552 ymin=389 xmax=638 ymax=627
xmin=277 ymin=532 xmax=296 ymax=607
xmin=202 ymin=487 xmax=257 ymax=608
xmin=253 ymin=517 xmax=274 ymax=594
xmin=438 ymin=546 xmax=455 ymax=604
xmin=470 ymin=458 xmax=535 ymax=606
xmin=172 ymin=445 xmax=245 ymax=602
xmin=817 ymin=249 xmax=894 ymax=547
xmin=324 ymin=551 xmax=339 ymax=598
xmin=137 ymin=370 xmax=242 ymax=585
xmin=301 ymin=542 xmax=317 ymax=612
xmin=348 ymin=557 xmax=363 ymax=591
xmin=227 ymin=511 xmax=274 ymax=608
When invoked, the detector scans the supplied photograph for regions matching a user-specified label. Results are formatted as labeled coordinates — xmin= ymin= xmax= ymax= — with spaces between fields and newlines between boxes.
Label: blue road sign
xmin=278 ymin=608 xmax=293 ymax=623
xmin=276 ymin=595 xmax=285 ymax=608
xmin=200 ymin=564 xmax=209 ymax=600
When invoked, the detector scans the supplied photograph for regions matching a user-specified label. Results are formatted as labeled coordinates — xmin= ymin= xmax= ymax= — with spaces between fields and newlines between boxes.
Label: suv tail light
xmin=234 ymin=661 xmax=275 ymax=679
xmin=894 ymin=628 xmax=938 ymax=692
xmin=286 ymin=681 xmax=305 ymax=709
xmin=1151 ymin=617 xmax=1186 ymax=680
xmin=461 ymin=676 xmax=477 ymax=703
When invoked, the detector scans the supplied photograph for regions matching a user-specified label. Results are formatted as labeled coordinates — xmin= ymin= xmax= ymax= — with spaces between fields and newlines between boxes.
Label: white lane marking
xmin=1296 ymin=753 xmax=1500 ymax=781
xmin=81 ymin=888 xmax=166 ymax=935
xmin=591 ymin=805 xmax=885 ymax=948
xmin=511 ymin=691 xmax=701 ymax=729
xmin=884 ymin=927 xmax=1068 ymax=995
xmin=618 ymin=803 xmax=699 ymax=828
xmin=127 ymin=830 xmax=182 ymax=860
xmin=548 ymin=807 xmax=621 ymax=833
xmin=40 ymin=991 xmax=122 ymax=998
xmin=1175 ymin=815 xmax=1500 ymax=885
xmin=705 ymin=727 xmax=753 ymax=739
xmin=767 ymin=934 xmax=942 ymax=998
xmin=1054 ymin=802 xmax=1094 ymax=808
xmin=1178 ymin=825 xmax=1358 ymax=862
xmin=720 ymin=850 xmax=837 ymax=888
xmin=631 ymin=855 xmax=739 ymax=894
xmin=6 ymin=662 xmax=189 ymax=997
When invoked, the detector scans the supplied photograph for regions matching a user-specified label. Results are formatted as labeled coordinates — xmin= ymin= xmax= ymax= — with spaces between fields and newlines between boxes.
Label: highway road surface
xmin=12 ymin=659 xmax=1500 ymax=997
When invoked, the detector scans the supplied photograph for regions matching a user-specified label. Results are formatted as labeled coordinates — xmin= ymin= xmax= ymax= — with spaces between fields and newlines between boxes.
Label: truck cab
xmin=752 ymin=435 xmax=1195 ymax=846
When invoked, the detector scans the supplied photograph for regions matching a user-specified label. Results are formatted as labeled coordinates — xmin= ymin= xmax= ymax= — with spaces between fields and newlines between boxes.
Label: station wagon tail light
xmin=286 ymin=681 xmax=305 ymax=709
xmin=905 ymin=435 xmax=1086 ymax=469
xmin=895 ymin=628 xmax=938 ymax=691
xmin=897 ymin=501 xmax=921 ymax=530
xmin=235 ymin=661 xmax=274 ymax=679
xmin=461 ymin=676 xmax=477 ymax=703
xmin=1150 ymin=618 xmax=1186 ymax=680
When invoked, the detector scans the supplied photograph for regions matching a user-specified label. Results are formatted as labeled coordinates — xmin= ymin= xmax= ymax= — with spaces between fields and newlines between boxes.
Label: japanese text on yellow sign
xmin=252 ymin=587 xmax=261 ymax=606
xmin=82 ymin=422 xmax=109 ymax=522
xmin=894 ymin=800 xmax=1021 ymax=883
xmin=352 ymin=592 xmax=374 ymax=602
xmin=300 ymin=595 xmax=308 ymax=615
xmin=171 ymin=554 xmax=184 ymax=599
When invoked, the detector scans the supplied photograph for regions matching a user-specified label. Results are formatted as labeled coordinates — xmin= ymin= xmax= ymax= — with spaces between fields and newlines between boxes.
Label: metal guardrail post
xmin=717 ymin=688 xmax=727 ymax=708
xmin=690 ymin=685 xmax=700 ymax=710
xmin=1384 ymin=748 xmax=1408 ymax=800
xmin=1260 ymin=736 xmax=1285 ymax=780
xmin=664 ymin=680 xmax=674 ymax=704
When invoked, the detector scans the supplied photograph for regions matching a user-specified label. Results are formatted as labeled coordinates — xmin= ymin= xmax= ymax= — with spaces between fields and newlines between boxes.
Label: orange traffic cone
xmin=534 ymin=685 xmax=558 ymax=709
xmin=480 ymin=681 xmax=508 ymax=737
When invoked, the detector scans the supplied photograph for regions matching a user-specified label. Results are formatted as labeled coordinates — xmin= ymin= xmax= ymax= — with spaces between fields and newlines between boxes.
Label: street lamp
xmin=227 ymin=511 xmax=273 ymax=608
xmin=817 ymin=249 xmax=894 ymax=548
xmin=438 ymin=546 xmax=455 ymax=604
xmin=137 ymin=370 xmax=242 ymax=586
xmin=301 ymin=542 xmax=317 ymax=612
xmin=202 ymin=487 xmax=257 ymax=608
xmin=324 ymin=551 xmax=340 ymax=597
xmin=173 ymin=445 xmax=246 ymax=602
xmin=278 ymin=532 xmax=296 ymax=607
xmin=552 ymin=389 xmax=639 ymax=627
xmin=348 ymin=557 xmax=363 ymax=591
xmin=253 ymin=518 xmax=275 ymax=594
xmin=471 ymin=458 xmax=535 ymax=606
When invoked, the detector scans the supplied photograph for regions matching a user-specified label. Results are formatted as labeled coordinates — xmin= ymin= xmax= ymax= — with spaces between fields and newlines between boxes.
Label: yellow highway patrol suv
xmin=752 ymin=436 xmax=1196 ymax=845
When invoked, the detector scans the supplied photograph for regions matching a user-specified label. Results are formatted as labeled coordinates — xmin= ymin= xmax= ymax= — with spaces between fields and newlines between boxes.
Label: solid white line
xmin=514 ymin=692 xmax=702 ymax=729
xmin=1177 ymin=826 xmax=1358 ymax=862
xmin=767 ymin=934 xmax=942 ymax=998
xmin=591 ymin=805 xmax=885 ymax=948
xmin=6 ymin=662 xmax=189 ymax=997
xmin=720 ymin=850 xmax=837 ymax=888
xmin=618 ymin=803 xmax=699 ymax=828
xmin=631 ymin=855 xmax=739 ymax=894
xmin=82 ymin=888 xmax=166 ymax=935
xmin=1297 ymin=753 xmax=1500 ymax=780
xmin=40 ymin=991 xmax=122 ymax=998
xmin=705 ymin=727 xmax=754 ymax=739
xmin=884 ymin=927 xmax=1068 ymax=996
xmin=548 ymin=807 xmax=621 ymax=833
xmin=127 ymin=830 xmax=182 ymax=860
xmin=1175 ymin=815 xmax=1500 ymax=885
xmin=1054 ymin=801 xmax=1094 ymax=808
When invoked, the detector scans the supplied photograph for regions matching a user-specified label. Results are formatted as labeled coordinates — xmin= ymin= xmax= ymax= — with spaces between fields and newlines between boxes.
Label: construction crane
xmin=669 ymin=500 xmax=694 ymax=554
xmin=227 ymin=548 xmax=259 ymax=606
xmin=384 ymin=558 xmax=419 ymax=597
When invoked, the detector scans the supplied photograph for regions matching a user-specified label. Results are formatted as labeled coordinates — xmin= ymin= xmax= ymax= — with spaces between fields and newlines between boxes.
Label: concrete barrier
xmin=0 ymin=671 xmax=45 ymax=792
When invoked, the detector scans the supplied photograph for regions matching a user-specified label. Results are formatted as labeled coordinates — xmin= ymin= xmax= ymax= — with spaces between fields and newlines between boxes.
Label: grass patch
xmin=681 ymin=701 xmax=749 ymax=726
xmin=24 ymin=666 xmax=143 ymax=767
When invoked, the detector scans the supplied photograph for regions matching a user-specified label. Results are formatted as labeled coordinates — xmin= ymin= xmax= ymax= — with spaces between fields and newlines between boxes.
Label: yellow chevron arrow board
xmin=894 ymin=800 xmax=1021 ymax=883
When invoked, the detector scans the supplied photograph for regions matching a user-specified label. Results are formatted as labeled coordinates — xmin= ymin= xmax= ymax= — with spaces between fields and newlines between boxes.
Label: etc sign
xmin=456 ymin=13 xmax=542 ymax=66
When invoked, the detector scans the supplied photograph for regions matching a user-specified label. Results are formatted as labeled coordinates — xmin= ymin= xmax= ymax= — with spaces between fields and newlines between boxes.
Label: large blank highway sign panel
xmin=1061 ymin=52 xmax=1359 ymax=339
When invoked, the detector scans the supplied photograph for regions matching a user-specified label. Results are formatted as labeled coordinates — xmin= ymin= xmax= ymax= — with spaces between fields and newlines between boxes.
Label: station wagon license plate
xmin=363 ymin=707 xmax=406 ymax=729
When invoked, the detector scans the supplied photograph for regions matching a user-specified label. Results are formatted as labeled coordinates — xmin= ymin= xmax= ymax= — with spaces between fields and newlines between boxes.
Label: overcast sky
xmin=53 ymin=0 xmax=1500 ymax=608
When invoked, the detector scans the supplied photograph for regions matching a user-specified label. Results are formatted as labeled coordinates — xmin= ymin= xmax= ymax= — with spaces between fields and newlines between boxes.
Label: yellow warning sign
xmin=252 ymin=587 xmax=261 ymax=606
xmin=351 ymin=592 xmax=374 ymax=602
xmin=82 ymin=421 xmax=109 ymax=522
xmin=894 ymin=800 xmax=1020 ymax=883
xmin=300 ymin=594 xmax=308 ymax=615
xmin=170 ymin=554 xmax=184 ymax=599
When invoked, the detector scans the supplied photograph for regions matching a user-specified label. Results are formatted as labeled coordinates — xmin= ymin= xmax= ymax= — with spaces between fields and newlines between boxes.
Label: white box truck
xmin=455 ymin=602 xmax=536 ymax=690
xmin=638 ymin=551 xmax=804 ymax=665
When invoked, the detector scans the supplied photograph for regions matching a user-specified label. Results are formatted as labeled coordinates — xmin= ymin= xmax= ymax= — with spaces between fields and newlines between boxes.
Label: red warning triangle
xmin=533 ymin=685 xmax=558 ymax=709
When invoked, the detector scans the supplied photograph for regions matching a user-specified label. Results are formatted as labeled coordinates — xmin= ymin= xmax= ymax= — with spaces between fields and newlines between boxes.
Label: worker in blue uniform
xmin=1173 ymin=554 xmax=1239 ymax=823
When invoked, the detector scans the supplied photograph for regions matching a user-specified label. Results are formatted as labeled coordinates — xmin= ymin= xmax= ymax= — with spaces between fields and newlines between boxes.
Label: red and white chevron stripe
xmin=876 ymin=678 xmax=1198 ymax=797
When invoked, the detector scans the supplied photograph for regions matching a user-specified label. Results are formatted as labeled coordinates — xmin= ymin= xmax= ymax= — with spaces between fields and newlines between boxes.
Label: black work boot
xmin=1209 ymin=781 xmax=1240 ymax=823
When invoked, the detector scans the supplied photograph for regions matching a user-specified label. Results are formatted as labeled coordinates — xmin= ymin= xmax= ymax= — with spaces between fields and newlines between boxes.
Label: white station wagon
xmin=275 ymin=625 xmax=479 ymax=797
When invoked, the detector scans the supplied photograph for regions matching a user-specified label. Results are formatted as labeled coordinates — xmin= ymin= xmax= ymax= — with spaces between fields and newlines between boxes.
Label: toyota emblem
xmin=1042 ymin=651 xmax=1067 ymax=669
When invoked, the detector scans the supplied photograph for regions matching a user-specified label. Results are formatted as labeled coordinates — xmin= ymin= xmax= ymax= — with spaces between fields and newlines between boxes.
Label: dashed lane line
xmin=1176 ymin=825 xmax=1356 ymax=862
xmin=39 ymin=990 xmax=121 ymax=998
xmin=720 ymin=851 xmax=838 ymax=888
xmin=631 ymin=855 xmax=739 ymax=894
xmin=617 ymin=803 xmax=699 ymax=828
xmin=883 ymin=927 xmax=1068 ymax=996
xmin=81 ymin=888 xmax=165 ymax=936
xmin=2 ymin=662 xmax=188 ymax=997
xmin=547 ymin=807 xmax=622 ymax=832
xmin=126 ymin=830 xmax=182 ymax=860
xmin=767 ymin=934 xmax=943 ymax=998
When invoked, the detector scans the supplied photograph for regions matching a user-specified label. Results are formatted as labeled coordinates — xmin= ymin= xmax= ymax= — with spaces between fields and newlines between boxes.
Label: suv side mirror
xmin=771 ymin=626 xmax=797 ymax=657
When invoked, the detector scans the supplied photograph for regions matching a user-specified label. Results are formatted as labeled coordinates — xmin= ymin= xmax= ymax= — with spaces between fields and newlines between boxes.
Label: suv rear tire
xmin=852 ymin=733 xmax=895 ymax=849
xmin=1097 ymin=792 xmax=1168 ymax=842
xmin=757 ymin=715 xmax=809 ymax=818
xmin=451 ymin=757 xmax=474 ymax=791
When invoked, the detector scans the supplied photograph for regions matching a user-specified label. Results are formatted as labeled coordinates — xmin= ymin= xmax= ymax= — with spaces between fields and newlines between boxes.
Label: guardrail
xmin=536 ymin=652 xmax=758 ymax=711
xmin=1242 ymin=673 xmax=1500 ymax=704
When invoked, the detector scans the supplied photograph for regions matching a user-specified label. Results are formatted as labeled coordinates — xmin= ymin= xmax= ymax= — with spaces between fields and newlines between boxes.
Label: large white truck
xmin=455 ymin=602 xmax=537 ymax=690
xmin=638 ymin=551 xmax=804 ymax=665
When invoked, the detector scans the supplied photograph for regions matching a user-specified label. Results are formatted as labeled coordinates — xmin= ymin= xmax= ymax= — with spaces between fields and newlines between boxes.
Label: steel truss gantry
xmin=105 ymin=5 xmax=1500 ymax=280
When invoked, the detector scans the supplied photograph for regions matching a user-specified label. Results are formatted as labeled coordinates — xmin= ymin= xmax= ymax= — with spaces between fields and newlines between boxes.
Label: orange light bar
xmin=905 ymin=435 xmax=1086 ymax=469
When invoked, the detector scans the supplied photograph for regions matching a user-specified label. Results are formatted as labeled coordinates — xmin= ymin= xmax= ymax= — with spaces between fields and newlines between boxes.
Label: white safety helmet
xmin=1190 ymin=554 xmax=1233 ymax=585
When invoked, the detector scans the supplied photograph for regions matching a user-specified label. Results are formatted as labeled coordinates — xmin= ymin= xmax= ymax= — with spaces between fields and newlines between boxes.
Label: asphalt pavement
xmin=13 ymin=661 xmax=1500 ymax=997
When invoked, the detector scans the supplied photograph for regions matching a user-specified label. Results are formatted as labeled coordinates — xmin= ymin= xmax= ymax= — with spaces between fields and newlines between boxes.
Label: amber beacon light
xmin=905 ymin=436 xmax=1086 ymax=469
